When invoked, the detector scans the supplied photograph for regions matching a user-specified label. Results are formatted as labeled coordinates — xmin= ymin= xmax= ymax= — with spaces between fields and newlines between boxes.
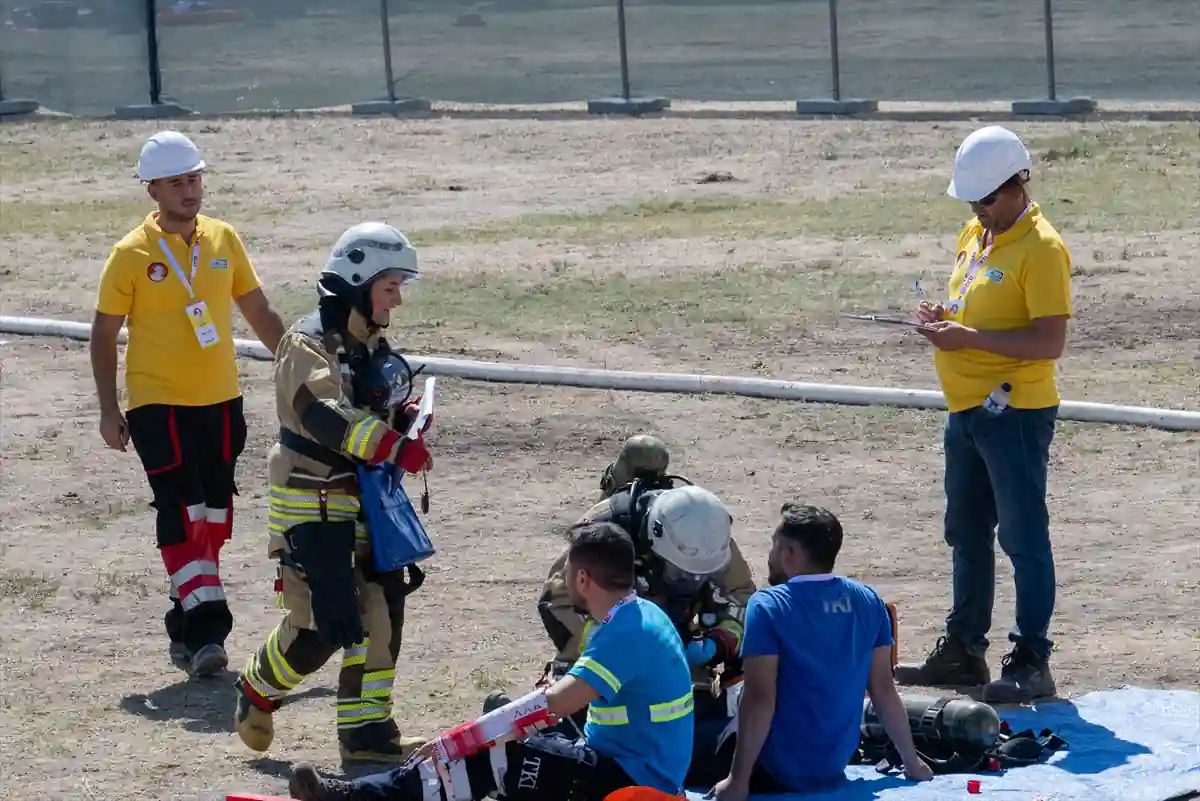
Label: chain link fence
xmin=2 ymin=0 xmax=1197 ymax=116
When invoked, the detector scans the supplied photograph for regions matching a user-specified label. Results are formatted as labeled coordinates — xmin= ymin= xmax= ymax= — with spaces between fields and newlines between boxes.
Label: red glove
xmin=392 ymin=434 xmax=431 ymax=474
xmin=400 ymin=397 xmax=433 ymax=434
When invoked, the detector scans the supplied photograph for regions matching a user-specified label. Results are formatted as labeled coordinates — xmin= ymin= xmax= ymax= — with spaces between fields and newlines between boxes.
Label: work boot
xmin=190 ymin=643 xmax=229 ymax=678
xmin=339 ymin=719 xmax=426 ymax=763
xmin=169 ymin=641 xmax=191 ymax=670
xmin=289 ymin=763 xmax=356 ymax=801
xmin=482 ymin=690 xmax=512 ymax=714
xmin=234 ymin=676 xmax=278 ymax=752
xmin=893 ymin=635 xmax=990 ymax=688
xmin=983 ymin=645 xmax=1057 ymax=704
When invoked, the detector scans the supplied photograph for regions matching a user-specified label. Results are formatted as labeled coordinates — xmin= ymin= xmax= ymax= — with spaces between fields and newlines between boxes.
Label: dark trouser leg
xmin=127 ymin=403 xmax=232 ymax=654
xmin=318 ymin=733 xmax=633 ymax=801
xmin=943 ymin=409 xmax=999 ymax=656
xmin=193 ymin=396 xmax=247 ymax=558
xmin=972 ymin=406 xmax=1058 ymax=661
xmin=687 ymin=691 xmax=734 ymax=788
xmin=711 ymin=734 xmax=792 ymax=795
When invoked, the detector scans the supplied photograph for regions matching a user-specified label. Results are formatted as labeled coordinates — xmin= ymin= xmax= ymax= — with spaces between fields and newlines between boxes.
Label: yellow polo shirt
xmin=96 ymin=212 xmax=262 ymax=410
xmin=935 ymin=202 xmax=1073 ymax=413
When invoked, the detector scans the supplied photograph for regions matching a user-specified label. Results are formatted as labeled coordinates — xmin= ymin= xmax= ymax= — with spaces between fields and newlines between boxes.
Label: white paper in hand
xmin=406 ymin=376 xmax=436 ymax=440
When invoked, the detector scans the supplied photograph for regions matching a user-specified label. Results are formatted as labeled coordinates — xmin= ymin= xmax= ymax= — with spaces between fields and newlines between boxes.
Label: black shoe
xmin=894 ymin=635 xmax=991 ymax=688
xmin=482 ymin=691 xmax=512 ymax=714
xmin=983 ymin=645 xmax=1057 ymax=704
xmin=289 ymin=763 xmax=356 ymax=801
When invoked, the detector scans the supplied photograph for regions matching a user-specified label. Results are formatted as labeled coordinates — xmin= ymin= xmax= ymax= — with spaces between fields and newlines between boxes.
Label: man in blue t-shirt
xmin=711 ymin=504 xmax=934 ymax=801
xmin=288 ymin=520 xmax=694 ymax=801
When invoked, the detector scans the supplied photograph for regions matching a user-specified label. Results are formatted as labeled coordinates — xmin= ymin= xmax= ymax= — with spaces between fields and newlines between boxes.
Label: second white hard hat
xmin=138 ymin=130 xmax=206 ymax=182
xmin=645 ymin=485 xmax=733 ymax=577
xmin=946 ymin=125 xmax=1032 ymax=203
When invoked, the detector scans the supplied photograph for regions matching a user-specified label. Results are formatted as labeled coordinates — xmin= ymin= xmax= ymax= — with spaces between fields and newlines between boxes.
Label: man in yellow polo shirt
xmin=896 ymin=125 xmax=1071 ymax=705
xmin=89 ymin=130 xmax=286 ymax=678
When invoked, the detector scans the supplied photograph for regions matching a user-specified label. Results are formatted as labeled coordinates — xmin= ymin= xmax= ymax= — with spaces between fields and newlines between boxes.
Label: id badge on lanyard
xmin=158 ymin=237 xmax=220 ymax=349
xmin=946 ymin=239 xmax=992 ymax=317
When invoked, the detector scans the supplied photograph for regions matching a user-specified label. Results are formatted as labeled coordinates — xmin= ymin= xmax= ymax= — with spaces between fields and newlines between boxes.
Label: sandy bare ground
xmin=0 ymin=117 xmax=1197 ymax=801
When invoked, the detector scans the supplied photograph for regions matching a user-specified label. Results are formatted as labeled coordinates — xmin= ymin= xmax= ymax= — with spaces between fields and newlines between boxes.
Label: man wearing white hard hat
xmin=90 ymin=130 xmax=286 ymax=678
xmin=897 ymin=125 xmax=1073 ymax=704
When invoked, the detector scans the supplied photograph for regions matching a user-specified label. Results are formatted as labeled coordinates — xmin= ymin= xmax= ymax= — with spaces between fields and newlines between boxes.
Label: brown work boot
xmin=233 ymin=676 xmax=278 ymax=752
xmin=894 ymin=635 xmax=990 ymax=688
xmin=290 ymin=763 xmax=356 ymax=801
xmin=983 ymin=645 xmax=1057 ymax=704
xmin=339 ymin=719 xmax=426 ymax=763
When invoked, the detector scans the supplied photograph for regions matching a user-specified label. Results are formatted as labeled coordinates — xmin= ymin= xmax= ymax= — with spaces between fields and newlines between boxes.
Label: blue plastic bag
xmin=357 ymin=462 xmax=436 ymax=574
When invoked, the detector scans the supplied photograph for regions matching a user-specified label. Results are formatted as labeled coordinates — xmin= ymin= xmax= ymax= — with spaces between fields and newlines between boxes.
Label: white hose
xmin=3 ymin=314 xmax=1198 ymax=432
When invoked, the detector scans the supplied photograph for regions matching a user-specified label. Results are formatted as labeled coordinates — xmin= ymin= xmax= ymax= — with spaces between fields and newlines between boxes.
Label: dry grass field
xmin=0 ymin=117 xmax=1197 ymax=801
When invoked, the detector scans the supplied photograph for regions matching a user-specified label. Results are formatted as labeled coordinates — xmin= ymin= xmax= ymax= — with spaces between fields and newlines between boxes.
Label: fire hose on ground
xmin=1 ymin=315 xmax=1198 ymax=432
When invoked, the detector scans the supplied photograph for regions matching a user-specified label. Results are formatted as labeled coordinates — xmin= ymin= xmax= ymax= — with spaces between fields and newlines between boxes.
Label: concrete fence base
xmin=351 ymin=98 xmax=433 ymax=115
xmin=795 ymin=98 xmax=879 ymax=115
xmin=587 ymin=96 xmax=671 ymax=115
xmin=113 ymin=102 xmax=194 ymax=120
xmin=0 ymin=98 xmax=40 ymax=117
xmin=1011 ymin=97 xmax=1099 ymax=116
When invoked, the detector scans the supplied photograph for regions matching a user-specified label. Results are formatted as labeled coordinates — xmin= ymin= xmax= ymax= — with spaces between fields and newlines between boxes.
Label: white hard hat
xmin=946 ymin=125 xmax=1032 ymax=202
xmin=138 ymin=130 xmax=206 ymax=182
xmin=319 ymin=222 xmax=419 ymax=316
xmin=645 ymin=485 xmax=733 ymax=578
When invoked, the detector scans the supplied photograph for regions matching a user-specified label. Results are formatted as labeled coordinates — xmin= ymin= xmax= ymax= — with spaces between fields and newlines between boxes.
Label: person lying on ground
xmin=287 ymin=520 xmax=696 ymax=801
xmin=709 ymin=504 xmax=934 ymax=801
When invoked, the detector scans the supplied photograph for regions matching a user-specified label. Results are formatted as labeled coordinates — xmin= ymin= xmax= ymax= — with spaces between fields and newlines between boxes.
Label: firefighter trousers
xmin=126 ymin=397 xmax=247 ymax=654
xmin=239 ymin=560 xmax=409 ymax=739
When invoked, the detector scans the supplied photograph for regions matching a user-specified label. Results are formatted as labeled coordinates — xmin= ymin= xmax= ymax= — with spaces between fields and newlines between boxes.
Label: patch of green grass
xmin=0 ymin=196 xmax=152 ymax=238
xmin=277 ymin=260 xmax=916 ymax=346
xmin=410 ymin=194 xmax=966 ymax=247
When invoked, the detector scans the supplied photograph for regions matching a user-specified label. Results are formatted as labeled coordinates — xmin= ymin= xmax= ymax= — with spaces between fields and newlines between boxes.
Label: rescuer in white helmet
xmin=89 ymin=129 xmax=286 ymax=679
xmin=902 ymin=124 xmax=1073 ymax=705
xmin=535 ymin=456 xmax=756 ymax=788
xmin=233 ymin=221 xmax=436 ymax=763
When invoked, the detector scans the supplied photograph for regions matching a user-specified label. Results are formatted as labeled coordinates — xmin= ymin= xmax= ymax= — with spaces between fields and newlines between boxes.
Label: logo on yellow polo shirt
xmin=985 ymin=268 xmax=1004 ymax=282
xmin=147 ymin=262 xmax=167 ymax=282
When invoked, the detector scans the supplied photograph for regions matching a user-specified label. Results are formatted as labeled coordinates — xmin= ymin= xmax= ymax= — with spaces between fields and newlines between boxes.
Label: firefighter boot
xmin=289 ymin=763 xmax=356 ymax=801
xmin=894 ymin=635 xmax=991 ymax=688
xmin=234 ymin=676 xmax=278 ymax=752
xmin=983 ymin=644 xmax=1057 ymax=704
xmin=339 ymin=718 xmax=426 ymax=763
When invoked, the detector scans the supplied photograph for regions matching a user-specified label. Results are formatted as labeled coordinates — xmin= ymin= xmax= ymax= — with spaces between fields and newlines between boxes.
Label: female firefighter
xmin=233 ymin=222 xmax=436 ymax=763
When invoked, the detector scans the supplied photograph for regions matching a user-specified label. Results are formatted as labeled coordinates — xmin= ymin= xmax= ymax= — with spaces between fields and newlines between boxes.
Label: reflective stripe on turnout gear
xmin=242 ymin=622 xmax=304 ymax=701
xmin=345 ymin=417 xmax=390 ymax=461
xmin=268 ymin=485 xmax=368 ymax=544
xmin=342 ymin=642 xmax=369 ymax=667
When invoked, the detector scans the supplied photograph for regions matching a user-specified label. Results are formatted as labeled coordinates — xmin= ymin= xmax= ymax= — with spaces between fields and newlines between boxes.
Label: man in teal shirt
xmin=288 ymin=520 xmax=694 ymax=801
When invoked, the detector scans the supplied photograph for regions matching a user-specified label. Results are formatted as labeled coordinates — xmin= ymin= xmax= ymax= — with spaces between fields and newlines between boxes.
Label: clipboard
xmin=406 ymin=376 xmax=436 ymax=440
xmin=840 ymin=313 xmax=933 ymax=331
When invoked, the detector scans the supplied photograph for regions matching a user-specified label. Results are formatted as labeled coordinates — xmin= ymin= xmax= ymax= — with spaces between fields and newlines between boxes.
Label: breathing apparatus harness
xmin=854 ymin=696 xmax=1069 ymax=777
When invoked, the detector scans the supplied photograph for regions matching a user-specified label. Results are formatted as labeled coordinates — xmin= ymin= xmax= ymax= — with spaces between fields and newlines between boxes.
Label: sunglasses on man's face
xmin=971 ymin=190 xmax=1002 ymax=208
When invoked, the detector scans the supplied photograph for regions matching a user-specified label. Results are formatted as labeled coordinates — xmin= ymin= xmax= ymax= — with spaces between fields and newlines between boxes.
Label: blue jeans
xmin=943 ymin=405 xmax=1058 ymax=661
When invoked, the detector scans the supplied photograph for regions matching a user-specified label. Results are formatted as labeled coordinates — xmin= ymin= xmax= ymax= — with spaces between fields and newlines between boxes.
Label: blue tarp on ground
xmin=685 ymin=687 xmax=1200 ymax=801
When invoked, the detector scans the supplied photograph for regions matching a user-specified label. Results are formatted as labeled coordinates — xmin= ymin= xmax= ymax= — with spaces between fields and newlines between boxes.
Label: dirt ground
xmin=0 ymin=117 xmax=1197 ymax=801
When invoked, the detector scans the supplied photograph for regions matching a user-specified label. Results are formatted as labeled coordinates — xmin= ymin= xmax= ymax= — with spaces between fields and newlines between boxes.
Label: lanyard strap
xmin=158 ymin=237 xmax=200 ymax=298
xmin=601 ymin=593 xmax=638 ymax=625
xmin=957 ymin=202 xmax=1034 ymax=301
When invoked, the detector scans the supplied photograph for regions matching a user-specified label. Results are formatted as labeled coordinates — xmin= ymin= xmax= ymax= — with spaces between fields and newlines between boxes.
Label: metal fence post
xmin=380 ymin=0 xmax=397 ymax=104
xmin=349 ymin=0 xmax=431 ymax=114
xmin=1011 ymin=0 xmax=1095 ymax=114
xmin=144 ymin=0 xmax=162 ymax=105
xmin=114 ymin=0 xmax=191 ymax=117
xmin=586 ymin=0 xmax=669 ymax=115
xmin=617 ymin=0 xmax=632 ymax=101
xmin=1043 ymin=0 xmax=1057 ymax=101
xmin=796 ymin=0 xmax=876 ymax=114
xmin=828 ymin=0 xmax=841 ymax=102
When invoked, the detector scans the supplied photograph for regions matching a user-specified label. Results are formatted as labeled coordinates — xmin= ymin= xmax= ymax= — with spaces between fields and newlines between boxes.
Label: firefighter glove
xmin=685 ymin=637 xmax=717 ymax=666
xmin=286 ymin=521 xmax=364 ymax=649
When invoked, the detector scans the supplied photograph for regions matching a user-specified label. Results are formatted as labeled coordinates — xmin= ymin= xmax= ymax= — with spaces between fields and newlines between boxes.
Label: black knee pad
xmin=285 ymin=627 xmax=340 ymax=675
